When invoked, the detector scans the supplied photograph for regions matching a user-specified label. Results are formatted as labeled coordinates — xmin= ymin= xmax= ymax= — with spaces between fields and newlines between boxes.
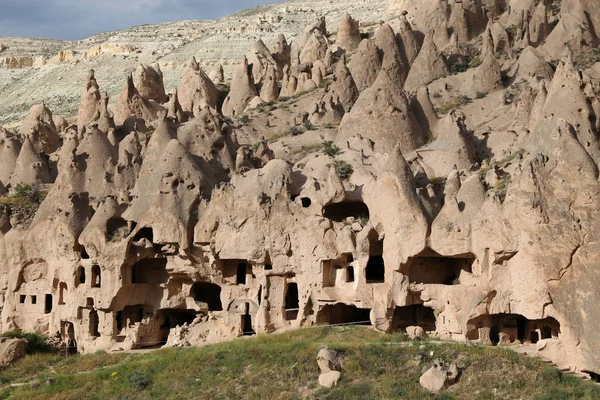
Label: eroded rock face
xmin=1 ymin=0 xmax=600 ymax=379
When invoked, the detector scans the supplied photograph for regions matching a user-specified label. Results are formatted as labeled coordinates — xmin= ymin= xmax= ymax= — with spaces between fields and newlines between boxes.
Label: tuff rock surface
xmin=0 ymin=0 xmax=599 ymax=380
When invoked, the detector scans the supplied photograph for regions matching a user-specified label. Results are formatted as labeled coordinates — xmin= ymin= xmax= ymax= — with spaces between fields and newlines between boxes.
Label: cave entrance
xmin=89 ymin=310 xmax=100 ymax=337
xmin=483 ymin=314 xmax=561 ymax=346
xmin=44 ymin=294 xmax=53 ymax=314
xmin=285 ymin=282 xmax=299 ymax=321
xmin=118 ymin=304 xmax=153 ymax=329
xmin=366 ymin=231 xmax=385 ymax=283
xmin=158 ymin=309 xmax=198 ymax=343
xmin=323 ymin=201 xmax=370 ymax=223
xmin=191 ymin=282 xmax=223 ymax=311
xmin=391 ymin=304 xmax=437 ymax=331
xmin=316 ymin=303 xmax=371 ymax=326
xmin=403 ymin=252 xmax=475 ymax=285
xmin=242 ymin=303 xmax=255 ymax=336
xmin=131 ymin=258 xmax=168 ymax=284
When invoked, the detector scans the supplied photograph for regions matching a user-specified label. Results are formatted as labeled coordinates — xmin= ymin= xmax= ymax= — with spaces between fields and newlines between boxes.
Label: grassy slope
xmin=1 ymin=326 xmax=599 ymax=400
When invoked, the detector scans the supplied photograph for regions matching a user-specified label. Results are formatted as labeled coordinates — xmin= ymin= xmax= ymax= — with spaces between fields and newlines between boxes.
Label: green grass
xmin=437 ymin=96 xmax=472 ymax=114
xmin=1 ymin=326 xmax=598 ymax=400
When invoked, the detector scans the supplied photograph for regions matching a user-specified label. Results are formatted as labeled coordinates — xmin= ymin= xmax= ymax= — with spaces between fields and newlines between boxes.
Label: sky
xmin=0 ymin=0 xmax=276 ymax=40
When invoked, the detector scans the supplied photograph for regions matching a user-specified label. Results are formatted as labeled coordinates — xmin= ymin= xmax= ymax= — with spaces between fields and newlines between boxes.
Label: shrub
xmin=475 ymin=91 xmax=487 ymax=99
xmin=303 ymin=121 xmax=315 ymax=131
xmin=468 ymin=57 xmax=482 ymax=69
xmin=451 ymin=61 xmax=469 ymax=74
xmin=322 ymin=141 xmax=340 ymax=157
xmin=14 ymin=183 xmax=43 ymax=204
xmin=128 ymin=371 xmax=151 ymax=390
xmin=287 ymin=126 xmax=304 ymax=136
xmin=239 ymin=115 xmax=251 ymax=125
xmin=332 ymin=160 xmax=354 ymax=180
xmin=0 ymin=331 xmax=55 ymax=354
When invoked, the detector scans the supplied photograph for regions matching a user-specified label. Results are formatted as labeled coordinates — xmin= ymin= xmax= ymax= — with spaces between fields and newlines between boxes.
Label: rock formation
xmin=1 ymin=0 xmax=600 ymax=382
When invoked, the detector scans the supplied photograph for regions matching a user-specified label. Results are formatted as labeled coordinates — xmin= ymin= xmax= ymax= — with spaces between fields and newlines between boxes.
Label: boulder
xmin=0 ymin=338 xmax=27 ymax=366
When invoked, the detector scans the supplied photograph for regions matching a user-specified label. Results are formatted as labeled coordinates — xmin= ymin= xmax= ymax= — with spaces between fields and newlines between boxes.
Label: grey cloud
xmin=0 ymin=0 xmax=275 ymax=40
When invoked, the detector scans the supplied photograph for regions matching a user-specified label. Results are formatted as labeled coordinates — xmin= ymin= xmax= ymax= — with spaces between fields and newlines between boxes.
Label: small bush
xmin=322 ymin=141 xmax=340 ymax=157
xmin=475 ymin=91 xmax=487 ymax=99
xmin=239 ymin=115 xmax=251 ymax=125
xmin=468 ymin=57 xmax=482 ymax=69
xmin=13 ymin=183 xmax=43 ymax=204
xmin=332 ymin=160 xmax=354 ymax=180
xmin=278 ymin=96 xmax=291 ymax=102
xmin=451 ymin=61 xmax=469 ymax=74
xmin=128 ymin=371 xmax=151 ymax=390
xmin=287 ymin=126 xmax=304 ymax=136
xmin=432 ymin=92 xmax=442 ymax=99
xmin=0 ymin=331 xmax=55 ymax=354
xmin=303 ymin=121 xmax=315 ymax=131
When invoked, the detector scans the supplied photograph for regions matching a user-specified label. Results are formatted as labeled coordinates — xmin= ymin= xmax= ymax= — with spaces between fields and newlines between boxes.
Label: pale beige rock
xmin=0 ymin=338 xmax=26 ymax=366
xmin=134 ymin=64 xmax=168 ymax=104
xmin=178 ymin=57 xmax=220 ymax=113
xmin=20 ymin=103 xmax=60 ymax=154
xmin=9 ymin=137 xmax=52 ymax=186
xmin=337 ymin=14 xmax=361 ymax=52
xmin=222 ymin=57 xmax=259 ymax=117
xmin=404 ymin=33 xmax=448 ymax=92
xmin=318 ymin=371 xmax=341 ymax=388
xmin=406 ymin=325 xmax=425 ymax=339
xmin=347 ymin=39 xmax=381 ymax=92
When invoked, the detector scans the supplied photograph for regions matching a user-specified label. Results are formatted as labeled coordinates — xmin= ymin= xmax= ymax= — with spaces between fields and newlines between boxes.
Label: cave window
xmin=237 ymin=263 xmax=248 ymax=285
xmin=134 ymin=227 xmax=154 ymax=243
xmin=264 ymin=264 xmax=273 ymax=271
xmin=59 ymin=283 xmax=67 ymax=305
xmin=91 ymin=265 xmax=101 ymax=288
xmin=391 ymin=305 xmax=437 ymax=331
xmin=301 ymin=197 xmax=312 ymax=208
xmin=285 ymin=282 xmax=299 ymax=321
xmin=346 ymin=266 xmax=355 ymax=282
xmin=89 ymin=310 xmax=100 ymax=337
xmin=116 ymin=311 xmax=123 ymax=331
xmin=80 ymin=247 xmax=90 ymax=259
xmin=106 ymin=217 xmax=128 ymax=241
xmin=191 ymin=282 xmax=223 ymax=311
xmin=45 ymin=294 xmax=53 ymax=314
xmin=86 ymin=297 xmax=94 ymax=307
xmin=78 ymin=266 xmax=86 ymax=285
xmin=31 ymin=295 xmax=37 ymax=304
xmin=19 ymin=295 xmax=26 ymax=304
xmin=366 ymin=256 xmax=385 ymax=283
xmin=131 ymin=258 xmax=168 ymax=284
xmin=323 ymin=201 xmax=370 ymax=223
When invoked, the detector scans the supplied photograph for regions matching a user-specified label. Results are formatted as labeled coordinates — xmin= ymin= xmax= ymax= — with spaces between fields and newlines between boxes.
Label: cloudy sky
xmin=0 ymin=0 xmax=276 ymax=40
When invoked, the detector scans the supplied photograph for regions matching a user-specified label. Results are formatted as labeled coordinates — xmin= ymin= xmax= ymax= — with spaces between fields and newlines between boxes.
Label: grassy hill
xmin=1 ymin=326 xmax=599 ymax=399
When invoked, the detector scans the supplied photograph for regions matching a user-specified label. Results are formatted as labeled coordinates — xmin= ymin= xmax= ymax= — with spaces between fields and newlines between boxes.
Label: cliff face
xmin=1 ymin=0 xmax=600 ymax=378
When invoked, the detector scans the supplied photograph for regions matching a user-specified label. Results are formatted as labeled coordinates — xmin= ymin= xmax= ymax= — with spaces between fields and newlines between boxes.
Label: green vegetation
xmin=468 ymin=57 xmax=482 ymax=69
xmin=437 ymin=96 xmax=472 ymax=114
xmin=287 ymin=125 xmax=304 ymax=136
xmin=0 ymin=331 xmax=54 ymax=354
xmin=322 ymin=141 xmax=341 ymax=157
xmin=332 ymin=160 xmax=354 ymax=180
xmin=450 ymin=61 xmax=469 ymax=74
xmin=303 ymin=121 xmax=315 ymax=131
xmin=1 ymin=326 xmax=598 ymax=400
xmin=494 ymin=174 xmax=512 ymax=203
xmin=475 ymin=91 xmax=487 ymax=99
xmin=239 ymin=114 xmax=251 ymax=125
